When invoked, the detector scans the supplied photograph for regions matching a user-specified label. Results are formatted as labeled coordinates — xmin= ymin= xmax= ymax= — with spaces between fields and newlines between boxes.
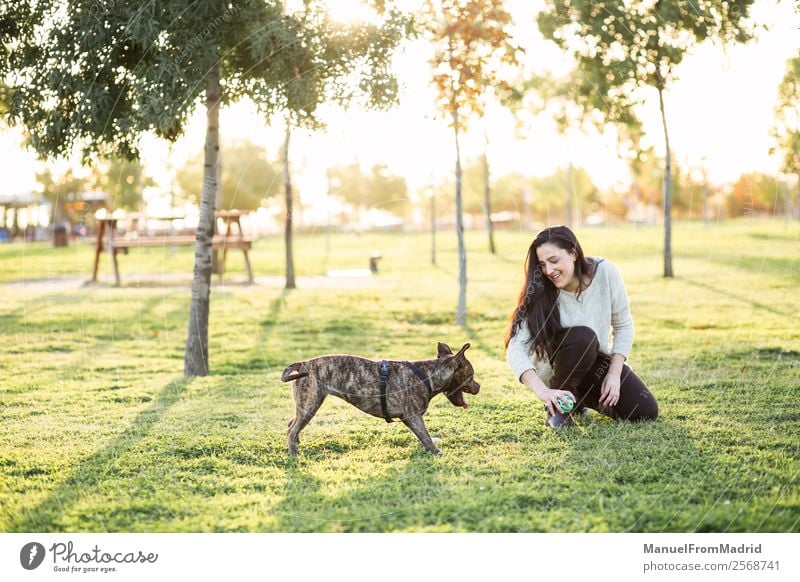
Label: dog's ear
xmin=437 ymin=342 xmax=453 ymax=358
xmin=454 ymin=343 xmax=471 ymax=359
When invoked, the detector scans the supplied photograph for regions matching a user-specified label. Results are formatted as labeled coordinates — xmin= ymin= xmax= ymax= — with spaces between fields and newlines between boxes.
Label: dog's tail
xmin=281 ymin=362 xmax=309 ymax=382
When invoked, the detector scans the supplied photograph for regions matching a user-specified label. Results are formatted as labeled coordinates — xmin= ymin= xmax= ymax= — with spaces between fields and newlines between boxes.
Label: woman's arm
xmin=607 ymin=261 xmax=634 ymax=359
xmin=602 ymin=261 xmax=633 ymax=407
xmin=608 ymin=352 xmax=626 ymax=374
xmin=506 ymin=318 xmax=537 ymax=382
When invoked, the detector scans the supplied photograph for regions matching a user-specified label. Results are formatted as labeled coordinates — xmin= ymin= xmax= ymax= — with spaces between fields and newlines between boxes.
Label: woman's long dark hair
xmin=504 ymin=225 xmax=593 ymax=361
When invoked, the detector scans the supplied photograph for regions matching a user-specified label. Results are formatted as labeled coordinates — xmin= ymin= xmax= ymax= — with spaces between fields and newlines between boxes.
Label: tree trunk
xmin=51 ymin=200 xmax=66 ymax=225
xmin=566 ymin=162 xmax=577 ymax=228
xmin=522 ymin=185 xmax=532 ymax=229
xmin=184 ymin=63 xmax=221 ymax=377
xmin=211 ymin=140 xmax=223 ymax=275
xmin=482 ymin=136 xmax=496 ymax=254
xmin=700 ymin=159 xmax=710 ymax=227
xmin=657 ymin=85 xmax=674 ymax=278
xmin=454 ymin=109 xmax=467 ymax=326
xmin=283 ymin=125 xmax=296 ymax=290
xmin=796 ymin=171 xmax=800 ymax=221
xmin=325 ymin=195 xmax=331 ymax=259
xmin=430 ymin=189 xmax=436 ymax=265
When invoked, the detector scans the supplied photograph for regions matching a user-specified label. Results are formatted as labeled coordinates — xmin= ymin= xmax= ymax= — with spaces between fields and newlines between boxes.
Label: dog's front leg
xmin=402 ymin=416 xmax=441 ymax=455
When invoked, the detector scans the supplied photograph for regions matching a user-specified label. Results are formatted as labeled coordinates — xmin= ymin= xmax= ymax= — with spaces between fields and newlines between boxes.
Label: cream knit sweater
xmin=506 ymin=258 xmax=634 ymax=385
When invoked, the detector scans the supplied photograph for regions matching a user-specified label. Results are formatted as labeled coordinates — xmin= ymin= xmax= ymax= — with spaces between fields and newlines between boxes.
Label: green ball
xmin=556 ymin=395 xmax=575 ymax=414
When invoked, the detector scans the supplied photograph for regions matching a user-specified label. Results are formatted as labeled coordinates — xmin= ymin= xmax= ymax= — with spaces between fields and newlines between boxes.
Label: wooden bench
xmin=92 ymin=213 xmax=255 ymax=286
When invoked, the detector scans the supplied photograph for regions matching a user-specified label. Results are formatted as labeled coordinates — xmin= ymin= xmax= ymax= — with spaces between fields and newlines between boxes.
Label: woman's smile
xmin=536 ymin=242 xmax=577 ymax=291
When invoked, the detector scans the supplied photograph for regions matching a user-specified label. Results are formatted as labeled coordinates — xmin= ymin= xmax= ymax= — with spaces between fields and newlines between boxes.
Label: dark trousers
xmin=549 ymin=326 xmax=658 ymax=421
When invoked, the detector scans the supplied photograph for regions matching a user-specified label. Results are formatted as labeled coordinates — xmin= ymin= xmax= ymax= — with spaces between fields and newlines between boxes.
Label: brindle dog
xmin=281 ymin=342 xmax=480 ymax=456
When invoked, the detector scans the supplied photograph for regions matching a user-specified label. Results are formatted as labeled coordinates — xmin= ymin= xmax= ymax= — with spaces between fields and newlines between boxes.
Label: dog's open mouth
xmin=446 ymin=378 xmax=480 ymax=409
xmin=445 ymin=388 xmax=468 ymax=409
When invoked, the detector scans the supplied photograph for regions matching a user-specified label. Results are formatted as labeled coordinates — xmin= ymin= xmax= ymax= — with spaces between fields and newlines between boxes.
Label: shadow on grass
xmin=676 ymin=277 xmax=794 ymax=318
xmin=0 ymin=290 xmax=189 ymax=339
xmin=212 ymin=289 xmax=292 ymax=375
xmin=0 ymin=292 xmax=190 ymax=390
xmin=464 ymin=324 xmax=505 ymax=362
xmin=274 ymin=451 xmax=444 ymax=532
xmin=213 ymin=288 xmax=386 ymax=375
xmin=527 ymin=417 xmax=727 ymax=532
xmin=8 ymin=377 xmax=193 ymax=532
xmin=273 ymin=464 xmax=325 ymax=531
xmin=683 ymin=253 xmax=799 ymax=283
xmin=560 ymin=394 xmax=800 ymax=532
xmin=748 ymin=231 xmax=800 ymax=243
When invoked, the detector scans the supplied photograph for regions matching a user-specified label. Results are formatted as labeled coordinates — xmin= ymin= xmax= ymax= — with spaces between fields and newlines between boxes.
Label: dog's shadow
xmin=277 ymin=448 xmax=445 ymax=532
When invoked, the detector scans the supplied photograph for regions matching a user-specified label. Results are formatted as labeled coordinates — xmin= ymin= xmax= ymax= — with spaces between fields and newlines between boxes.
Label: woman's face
xmin=535 ymin=242 xmax=578 ymax=291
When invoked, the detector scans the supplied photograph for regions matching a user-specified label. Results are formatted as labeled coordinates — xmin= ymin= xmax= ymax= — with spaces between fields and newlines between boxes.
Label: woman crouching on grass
xmin=505 ymin=225 xmax=658 ymax=427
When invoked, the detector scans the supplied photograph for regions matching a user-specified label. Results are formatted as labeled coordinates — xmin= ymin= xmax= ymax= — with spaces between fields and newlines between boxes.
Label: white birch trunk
xmin=184 ymin=63 xmax=221 ymax=376
xmin=283 ymin=125 xmax=296 ymax=289
xmin=658 ymin=85 xmax=674 ymax=278
xmin=454 ymin=109 xmax=467 ymax=326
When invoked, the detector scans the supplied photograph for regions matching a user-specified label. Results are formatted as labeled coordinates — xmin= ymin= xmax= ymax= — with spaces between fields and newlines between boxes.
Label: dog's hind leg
xmin=402 ymin=415 xmax=441 ymax=455
xmin=288 ymin=380 xmax=326 ymax=456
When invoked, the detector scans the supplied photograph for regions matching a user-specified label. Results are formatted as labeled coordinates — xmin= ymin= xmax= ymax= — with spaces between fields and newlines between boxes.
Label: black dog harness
xmin=379 ymin=360 xmax=434 ymax=423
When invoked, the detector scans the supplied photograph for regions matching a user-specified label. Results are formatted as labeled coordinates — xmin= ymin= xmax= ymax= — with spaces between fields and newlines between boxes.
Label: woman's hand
xmin=541 ymin=388 xmax=575 ymax=417
xmin=600 ymin=353 xmax=626 ymax=408
xmin=520 ymin=369 xmax=574 ymax=416
xmin=599 ymin=371 xmax=621 ymax=408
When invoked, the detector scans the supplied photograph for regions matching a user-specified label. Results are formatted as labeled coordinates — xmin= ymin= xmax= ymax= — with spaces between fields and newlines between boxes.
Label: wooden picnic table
xmin=91 ymin=211 xmax=255 ymax=286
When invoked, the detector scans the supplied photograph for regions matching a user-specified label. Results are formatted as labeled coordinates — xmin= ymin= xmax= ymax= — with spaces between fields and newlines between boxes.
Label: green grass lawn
xmin=0 ymin=219 xmax=798 ymax=532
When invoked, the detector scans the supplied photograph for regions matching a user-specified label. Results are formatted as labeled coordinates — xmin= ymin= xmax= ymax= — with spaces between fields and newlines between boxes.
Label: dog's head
xmin=437 ymin=342 xmax=481 ymax=408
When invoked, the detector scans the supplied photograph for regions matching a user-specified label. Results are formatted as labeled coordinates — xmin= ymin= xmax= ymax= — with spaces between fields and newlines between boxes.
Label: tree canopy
xmin=537 ymin=0 xmax=756 ymax=127
xmin=770 ymin=53 xmax=800 ymax=180
xmin=4 ymin=0 xmax=411 ymax=161
xmin=425 ymin=0 xmax=520 ymax=131
xmin=728 ymin=172 xmax=789 ymax=217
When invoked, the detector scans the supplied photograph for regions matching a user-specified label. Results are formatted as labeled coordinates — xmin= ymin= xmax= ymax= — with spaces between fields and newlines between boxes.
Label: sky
xmin=1 ymin=0 xmax=799 ymax=208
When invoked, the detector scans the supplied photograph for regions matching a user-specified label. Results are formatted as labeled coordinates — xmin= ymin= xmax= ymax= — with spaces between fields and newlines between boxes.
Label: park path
xmin=0 ymin=273 xmax=385 ymax=293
